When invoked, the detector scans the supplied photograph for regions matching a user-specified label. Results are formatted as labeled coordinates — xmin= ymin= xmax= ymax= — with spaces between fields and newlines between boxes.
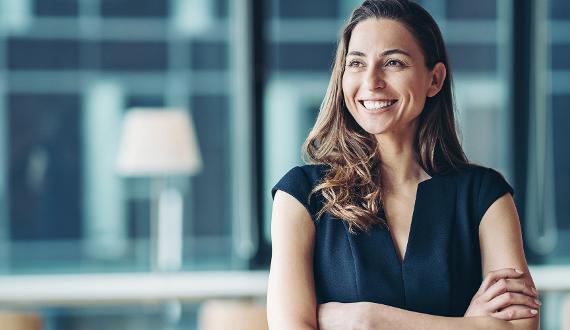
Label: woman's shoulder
xmin=439 ymin=163 xmax=514 ymax=221
xmin=272 ymin=163 xmax=329 ymax=196
xmin=296 ymin=163 xmax=330 ymax=181
xmin=272 ymin=164 xmax=330 ymax=186
xmin=439 ymin=163 xmax=510 ymax=187
xmin=271 ymin=164 xmax=330 ymax=222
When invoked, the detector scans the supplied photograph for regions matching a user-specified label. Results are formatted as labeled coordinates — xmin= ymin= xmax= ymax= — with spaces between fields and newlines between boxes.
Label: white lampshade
xmin=116 ymin=108 xmax=202 ymax=176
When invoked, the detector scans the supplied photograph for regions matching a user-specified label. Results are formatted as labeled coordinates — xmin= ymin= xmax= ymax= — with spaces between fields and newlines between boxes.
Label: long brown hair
xmin=303 ymin=0 xmax=468 ymax=233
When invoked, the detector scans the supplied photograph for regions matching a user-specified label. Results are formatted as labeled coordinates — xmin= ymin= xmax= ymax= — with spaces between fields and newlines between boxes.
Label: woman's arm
xmin=267 ymin=191 xmax=318 ymax=330
xmin=318 ymin=193 xmax=539 ymax=330
xmin=476 ymin=193 xmax=540 ymax=329
xmin=320 ymin=271 xmax=538 ymax=330
xmin=320 ymin=301 xmax=528 ymax=330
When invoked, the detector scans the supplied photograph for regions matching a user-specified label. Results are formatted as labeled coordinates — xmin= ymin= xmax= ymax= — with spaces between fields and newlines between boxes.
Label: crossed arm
xmin=266 ymin=191 xmax=540 ymax=330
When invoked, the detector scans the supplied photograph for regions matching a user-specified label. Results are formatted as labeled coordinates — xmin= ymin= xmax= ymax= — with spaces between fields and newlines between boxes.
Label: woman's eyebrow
xmin=381 ymin=48 xmax=411 ymax=57
xmin=347 ymin=48 xmax=412 ymax=58
xmin=347 ymin=50 xmax=366 ymax=57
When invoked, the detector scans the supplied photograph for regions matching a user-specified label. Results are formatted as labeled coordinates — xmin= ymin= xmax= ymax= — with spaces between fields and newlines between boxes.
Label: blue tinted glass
xmin=269 ymin=42 xmax=336 ymax=72
xmin=447 ymin=44 xmax=497 ymax=72
xmin=552 ymin=94 xmax=570 ymax=229
xmin=101 ymin=0 xmax=168 ymax=17
xmin=99 ymin=41 xmax=168 ymax=71
xmin=552 ymin=45 xmax=570 ymax=69
xmin=191 ymin=96 xmax=230 ymax=236
xmin=8 ymin=38 xmax=80 ymax=70
xmin=276 ymin=0 xmax=339 ymax=18
xmin=34 ymin=0 xmax=78 ymax=16
xmin=190 ymin=41 xmax=228 ymax=70
xmin=127 ymin=199 xmax=151 ymax=238
xmin=215 ymin=0 xmax=228 ymax=18
xmin=446 ymin=0 xmax=496 ymax=19
xmin=126 ymin=95 xmax=165 ymax=108
xmin=8 ymin=93 xmax=82 ymax=241
xmin=551 ymin=0 xmax=570 ymax=19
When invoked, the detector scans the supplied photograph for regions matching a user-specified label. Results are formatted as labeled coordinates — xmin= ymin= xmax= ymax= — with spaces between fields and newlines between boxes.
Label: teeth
xmin=362 ymin=100 xmax=396 ymax=110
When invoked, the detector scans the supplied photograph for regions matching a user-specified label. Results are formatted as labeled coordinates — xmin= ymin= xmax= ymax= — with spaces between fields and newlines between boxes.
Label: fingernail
xmin=515 ymin=268 xmax=524 ymax=274
xmin=531 ymin=287 xmax=538 ymax=295
xmin=534 ymin=299 xmax=541 ymax=306
xmin=530 ymin=309 xmax=538 ymax=315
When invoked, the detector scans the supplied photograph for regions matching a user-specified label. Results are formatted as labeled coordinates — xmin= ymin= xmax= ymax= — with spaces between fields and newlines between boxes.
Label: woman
xmin=267 ymin=0 xmax=540 ymax=329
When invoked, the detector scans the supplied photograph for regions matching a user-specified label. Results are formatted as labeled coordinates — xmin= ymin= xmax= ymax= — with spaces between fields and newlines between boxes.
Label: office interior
xmin=0 ymin=0 xmax=569 ymax=329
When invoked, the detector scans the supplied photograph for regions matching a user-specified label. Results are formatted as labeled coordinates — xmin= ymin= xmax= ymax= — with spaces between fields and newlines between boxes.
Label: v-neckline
xmin=385 ymin=176 xmax=433 ymax=265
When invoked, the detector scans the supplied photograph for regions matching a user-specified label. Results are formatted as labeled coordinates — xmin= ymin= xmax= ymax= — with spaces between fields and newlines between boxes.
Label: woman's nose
xmin=363 ymin=68 xmax=386 ymax=90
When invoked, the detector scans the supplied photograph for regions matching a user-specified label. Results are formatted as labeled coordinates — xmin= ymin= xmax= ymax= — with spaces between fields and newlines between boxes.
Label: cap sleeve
xmin=271 ymin=166 xmax=315 ymax=220
xmin=476 ymin=168 xmax=514 ymax=222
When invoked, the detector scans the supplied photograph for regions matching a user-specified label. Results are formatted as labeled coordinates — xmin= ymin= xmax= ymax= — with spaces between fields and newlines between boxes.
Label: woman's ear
xmin=427 ymin=62 xmax=447 ymax=97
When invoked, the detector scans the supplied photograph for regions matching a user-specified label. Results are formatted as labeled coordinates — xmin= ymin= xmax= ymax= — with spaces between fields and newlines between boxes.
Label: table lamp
xmin=116 ymin=108 xmax=202 ymax=272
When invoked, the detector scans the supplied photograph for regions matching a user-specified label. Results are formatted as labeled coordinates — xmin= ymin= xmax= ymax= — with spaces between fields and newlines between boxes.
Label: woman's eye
xmin=385 ymin=59 xmax=404 ymax=67
xmin=347 ymin=60 xmax=364 ymax=68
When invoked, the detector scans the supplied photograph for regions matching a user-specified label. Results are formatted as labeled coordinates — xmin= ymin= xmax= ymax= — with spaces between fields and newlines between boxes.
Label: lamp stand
xmin=151 ymin=178 xmax=184 ymax=272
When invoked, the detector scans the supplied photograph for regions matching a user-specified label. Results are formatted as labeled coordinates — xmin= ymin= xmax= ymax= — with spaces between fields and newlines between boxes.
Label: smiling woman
xmin=267 ymin=0 xmax=540 ymax=329
xmin=342 ymin=19 xmax=446 ymax=137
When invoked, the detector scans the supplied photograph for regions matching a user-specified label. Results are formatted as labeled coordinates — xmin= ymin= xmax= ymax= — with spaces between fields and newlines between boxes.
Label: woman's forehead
xmin=348 ymin=18 xmax=422 ymax=57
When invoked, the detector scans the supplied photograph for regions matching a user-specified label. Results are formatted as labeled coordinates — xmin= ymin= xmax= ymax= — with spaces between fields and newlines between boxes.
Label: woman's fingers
xmin=487 ymin=291 xmax=541 ymax=312
xmin=480 ymin=278 xmax=538 ymax=303
xmin=491 ymin=305 xmax=539 ymax=321
xmin=477 ymin=268 xmax=525 ymax=295
xmin=466 ymin=268 xmax=540 ymax=320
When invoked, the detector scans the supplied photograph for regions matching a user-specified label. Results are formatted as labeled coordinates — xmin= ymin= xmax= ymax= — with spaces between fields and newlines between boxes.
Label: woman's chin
xmin=359 ymin=124 xmax=389 ymax=135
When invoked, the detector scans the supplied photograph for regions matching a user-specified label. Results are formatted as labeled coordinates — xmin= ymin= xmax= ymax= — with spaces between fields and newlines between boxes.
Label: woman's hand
xmin=465 ymin=268 xmax=540 ymax=320
xmin=318 ymin=302 xmax=368 ymax=330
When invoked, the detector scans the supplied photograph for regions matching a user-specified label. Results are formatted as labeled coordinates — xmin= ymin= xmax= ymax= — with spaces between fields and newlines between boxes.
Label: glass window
xmin=34 ymin=0 xmax=78 ymax=17
xmin=447 ymin=44 xmax=497 ymax=72
xmin=189 ymin=41 xmax=228 ymax=70
xmin=274 ymin=0 xmax=340 ymax=18
xmin=445 ymin=0 xmax=496 ymax=20
xmin=7 ymin=38 xmax=81 ymax=70
xmin=268 ymin=42 xmax=336 ymax=71
xmin=100 ymin=0 xmax=169 ymax=18
xmin=524 ymin=0 xmax=570 ymax=262
xmin=99 ymin=41 xmax=168 ymax=71
xmin=8 ymin=93 xmax=82 ymax=241
xmin=0 ymin=0 xmax=251 ymax=276
xmin=522 ymin=1 xmax=570 ymax=327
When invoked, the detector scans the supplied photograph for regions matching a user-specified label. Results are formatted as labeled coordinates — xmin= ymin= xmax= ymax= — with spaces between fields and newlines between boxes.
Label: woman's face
xmin=342 ymin=18 xmax=444 ymax=136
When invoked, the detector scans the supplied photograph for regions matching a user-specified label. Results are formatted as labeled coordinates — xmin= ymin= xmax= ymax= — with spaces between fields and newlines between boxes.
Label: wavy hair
xmin=303 ymin=0 xmax=468 ymax=233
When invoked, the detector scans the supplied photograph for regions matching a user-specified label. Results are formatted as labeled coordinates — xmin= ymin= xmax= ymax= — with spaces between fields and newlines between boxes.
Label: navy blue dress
xmin=271 ymin=164 xmax=513 ymax=317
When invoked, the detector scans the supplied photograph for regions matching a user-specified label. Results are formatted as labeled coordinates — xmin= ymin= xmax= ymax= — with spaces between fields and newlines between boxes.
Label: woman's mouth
xmin=359 ymin=99 xmax=398 ymax=111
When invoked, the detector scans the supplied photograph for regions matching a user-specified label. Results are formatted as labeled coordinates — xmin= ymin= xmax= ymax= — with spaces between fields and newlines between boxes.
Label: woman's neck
xmin=375 ymin=125 xmax=429 ymax=191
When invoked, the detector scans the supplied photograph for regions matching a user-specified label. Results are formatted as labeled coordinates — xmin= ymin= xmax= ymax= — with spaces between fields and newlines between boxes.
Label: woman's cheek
xmin=342 ymin=72 xmax=359 ymax=90
xmin=342 ymin=75 xmax=360 ymax=105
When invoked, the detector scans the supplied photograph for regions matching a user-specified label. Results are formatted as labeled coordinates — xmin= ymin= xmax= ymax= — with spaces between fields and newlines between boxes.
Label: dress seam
xmin=401 ymin=263 xmax=407 ymax=308
xmin=344 ymin=226 xmax=361 ymax=301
